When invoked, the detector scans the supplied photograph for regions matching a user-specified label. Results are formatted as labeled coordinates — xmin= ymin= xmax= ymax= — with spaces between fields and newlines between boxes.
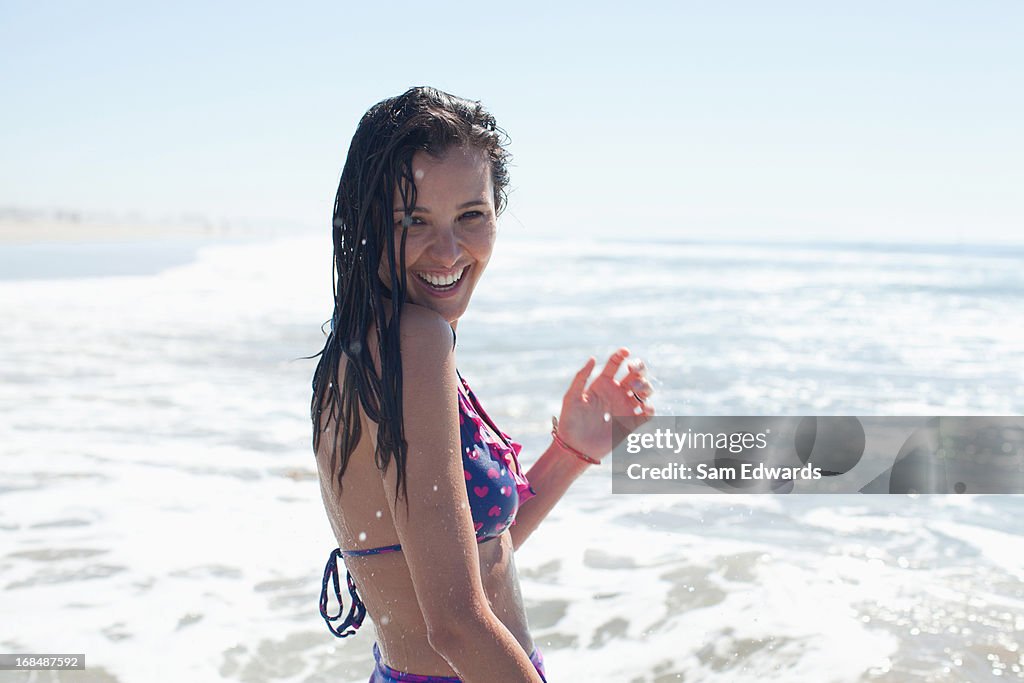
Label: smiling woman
xmin=309 ymin=87 xmax=655 ymax=682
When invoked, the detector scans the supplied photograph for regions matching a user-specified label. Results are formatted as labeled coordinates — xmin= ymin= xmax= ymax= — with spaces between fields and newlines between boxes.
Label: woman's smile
xmin=412 ymin=264 xmax=469 ymax=295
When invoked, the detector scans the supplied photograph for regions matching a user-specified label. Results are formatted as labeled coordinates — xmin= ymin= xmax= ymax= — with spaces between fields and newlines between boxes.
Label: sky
xmin=1 ymin=1 xmax=1022 ymax=243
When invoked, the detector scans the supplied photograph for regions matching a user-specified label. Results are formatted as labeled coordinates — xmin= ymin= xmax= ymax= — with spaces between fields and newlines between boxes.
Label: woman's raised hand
xmin=556 ymin=347 xmax=656 ymax=462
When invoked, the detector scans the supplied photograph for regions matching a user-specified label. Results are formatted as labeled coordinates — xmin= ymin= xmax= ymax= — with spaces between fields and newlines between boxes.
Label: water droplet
xmin=358 ymin=531 xmax=366 ymax=541
xmin=634 ymin=405 xmax=643 ymax=415
xmin=603 ymin=412 xmax=611 ymax=422
xmin=375 ymin=510 xmax=382 ymax=518
xmin=361 ymin=238 xmax=366 ymax=245
xmin=432 ymin=484 xmax=438 ymax=491
xmin=380 ymin=614 xmax=391 ymax=625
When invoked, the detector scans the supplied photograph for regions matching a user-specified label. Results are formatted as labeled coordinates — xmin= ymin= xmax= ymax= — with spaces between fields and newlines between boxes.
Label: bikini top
xmin=319 ymin=370 xmax=535 ymax=637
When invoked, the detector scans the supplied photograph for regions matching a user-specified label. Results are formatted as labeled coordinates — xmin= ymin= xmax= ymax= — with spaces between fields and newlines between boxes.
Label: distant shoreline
xmin=0 ymin=238 xmax=209 ymax=281
xmin=0 ymin=220 xmax=270 ymax=245
xmin=0 ymin=219 xmax=324 ymax=281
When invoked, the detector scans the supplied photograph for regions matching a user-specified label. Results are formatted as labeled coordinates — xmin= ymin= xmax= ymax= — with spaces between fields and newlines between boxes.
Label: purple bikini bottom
xmin=368 ymin=642 xmax=547 ymax=682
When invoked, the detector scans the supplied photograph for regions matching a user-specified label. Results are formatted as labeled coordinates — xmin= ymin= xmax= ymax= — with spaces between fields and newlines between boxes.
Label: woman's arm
xmin=511 ymin=348 xmax=656 ymax=551
xmin=380 ymin=305 xmax=543 ymax=683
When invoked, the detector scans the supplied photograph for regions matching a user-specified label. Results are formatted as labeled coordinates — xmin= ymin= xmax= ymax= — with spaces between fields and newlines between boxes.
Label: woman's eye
xmin=460 ymin=211 xmax=483 ymax=221
xmin=396 ymin=216 xmax=425 ymax=228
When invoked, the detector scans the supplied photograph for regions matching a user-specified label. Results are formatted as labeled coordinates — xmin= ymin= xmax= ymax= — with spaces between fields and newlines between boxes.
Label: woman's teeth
xmin=415 ymin=267 xmax=466 ymax=288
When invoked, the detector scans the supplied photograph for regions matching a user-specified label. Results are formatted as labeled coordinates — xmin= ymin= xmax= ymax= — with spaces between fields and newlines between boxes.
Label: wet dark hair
xmin=310 ymin=86 xmax=511 ymax=506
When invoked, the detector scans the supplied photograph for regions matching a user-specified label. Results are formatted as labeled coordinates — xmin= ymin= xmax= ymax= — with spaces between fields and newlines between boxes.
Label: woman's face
xmin=379 ymin=146 xmax=497 ymax=327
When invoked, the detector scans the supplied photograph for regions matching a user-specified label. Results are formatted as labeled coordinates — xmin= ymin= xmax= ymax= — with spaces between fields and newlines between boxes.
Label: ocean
xmin=2 ymin=234 xmax=1022 ymax=682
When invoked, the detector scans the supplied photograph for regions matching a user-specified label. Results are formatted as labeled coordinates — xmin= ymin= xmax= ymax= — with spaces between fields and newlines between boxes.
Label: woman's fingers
xmin=627 ymin=377 xmax=654 ymax=400
xmin=567 ymin=356 xmax=596 ymax=400
xmin=598 ymin=347 xmax=630 ymax=381
xmin=581 ymin=350 xmax=654 ymax=414
xmin=620 ymin=363 xmax=648 ymax=386
xmin=620 ymin=358 xmax=653 ymax=399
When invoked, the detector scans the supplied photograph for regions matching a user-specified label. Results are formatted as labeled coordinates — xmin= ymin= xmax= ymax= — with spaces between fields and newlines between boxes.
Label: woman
xmin=311 ymin=87 xmax=655 ymax=682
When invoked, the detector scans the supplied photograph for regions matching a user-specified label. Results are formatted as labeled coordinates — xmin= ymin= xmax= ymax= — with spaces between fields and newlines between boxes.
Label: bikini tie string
xmin=319 ymin=548 xmax=366 ymax=638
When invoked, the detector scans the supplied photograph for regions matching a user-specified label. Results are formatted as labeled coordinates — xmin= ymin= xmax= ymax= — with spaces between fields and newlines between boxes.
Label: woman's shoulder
xmin=397 ymin=303 xmax=454 ymax=343
xmin=365 ymin=303 xmax=455 ymax=369
xmin=397 ymin=305 xmax=457 ymax=381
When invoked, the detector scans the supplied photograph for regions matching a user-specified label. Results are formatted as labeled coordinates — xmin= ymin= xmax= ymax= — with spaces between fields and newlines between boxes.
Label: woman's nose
xmin=427 ymin=225 xmax=461 ymax=266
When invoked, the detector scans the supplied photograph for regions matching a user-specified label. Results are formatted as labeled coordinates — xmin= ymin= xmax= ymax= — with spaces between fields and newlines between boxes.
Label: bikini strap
xmin=319 ymin=549 xmax=367 ymax=638
xmin=318 ymin=534 xmax=506 ymax=636
xmin=338 ymin=543 xmax=403 ymax=558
